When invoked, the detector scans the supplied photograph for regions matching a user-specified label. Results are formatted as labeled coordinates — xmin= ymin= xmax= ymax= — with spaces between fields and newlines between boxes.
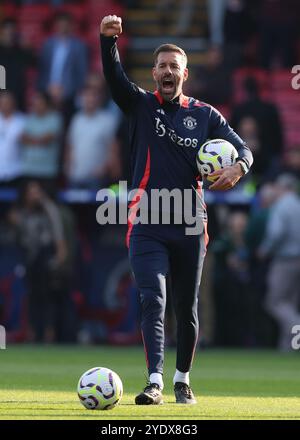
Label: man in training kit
xmin=100 ymin=15 xmax=253 ymax=405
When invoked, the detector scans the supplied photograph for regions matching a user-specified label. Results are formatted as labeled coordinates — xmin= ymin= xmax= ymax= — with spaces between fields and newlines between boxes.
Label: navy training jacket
xmin=100 ymin=35 xmax=253 ymax=243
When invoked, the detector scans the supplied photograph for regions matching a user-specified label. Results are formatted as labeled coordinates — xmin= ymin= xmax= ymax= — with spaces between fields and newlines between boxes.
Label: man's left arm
xmin=207 ymin=106 xmax=254 ymax=190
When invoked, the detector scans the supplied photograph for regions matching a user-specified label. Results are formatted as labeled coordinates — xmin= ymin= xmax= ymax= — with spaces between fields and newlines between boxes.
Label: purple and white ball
xmin=77 ymin=367 xmax=123 ymax=410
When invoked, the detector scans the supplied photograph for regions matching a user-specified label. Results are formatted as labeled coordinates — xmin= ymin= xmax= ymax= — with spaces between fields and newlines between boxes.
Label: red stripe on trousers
xmin=126 ymin=147 xmax=151 ymax=248
xmin=141 ymin=330 xmax=149 ymax=369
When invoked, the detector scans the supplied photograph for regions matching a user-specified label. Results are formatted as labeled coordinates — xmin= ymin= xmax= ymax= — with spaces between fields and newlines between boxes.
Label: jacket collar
xmin=154 ymin=90 xmax=189 ymax=108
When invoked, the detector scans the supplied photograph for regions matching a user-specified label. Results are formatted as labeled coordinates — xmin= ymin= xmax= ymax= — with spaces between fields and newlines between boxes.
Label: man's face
xmin=0 ymin=93 xmax=15 ymax=115
xmin=55 ymin=17 xmax=72 ymax=36
xmin=82 ymin=90 xmax=100 ymax=113
xmin=32 ymin=94 xmax=48 ymax=115
xmin=152 ymin=51 xmax=188 ymax=101
xmin=1 ymin=22 xmax=16 ymax=45
xmin=25 ymin=182 xmax=44 ymax=207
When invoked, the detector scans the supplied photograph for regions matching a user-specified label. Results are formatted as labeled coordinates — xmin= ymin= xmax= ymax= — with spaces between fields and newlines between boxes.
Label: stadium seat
xmin=272 ymin=84 xmax=300 ymax=148
xmin=18 ymin=4 xmax=51 ymax=22
xmin=88 ymin=0 xmax=124 ymax=18
xmin=271 ymin=70 xmax=295 ymax=91
xmin=17 ymin=4 xmax=52 ymax=49
xmin=1 ymin=2 xmax=17 ymax=18
xmin=55 ymin=3 xmax=87 ymax=21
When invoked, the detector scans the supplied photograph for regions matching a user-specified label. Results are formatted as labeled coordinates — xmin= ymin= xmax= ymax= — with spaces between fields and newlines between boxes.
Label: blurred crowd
xmin=0 ymin=10 xmax=124 ymax=192
xmin=1 ymin=0 xmax=299 ymax=191
xmin=0 ymin=0 xmax=300 ymax=349
xmin=209 ymin=174 xmax=300 ymax=351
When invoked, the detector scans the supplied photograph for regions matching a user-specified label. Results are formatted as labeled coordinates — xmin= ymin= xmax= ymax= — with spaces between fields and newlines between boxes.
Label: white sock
xmin=149 ymin=373 xmax=164 ymax=390
xmin=173 ymin=369 xmax=190 ymax=386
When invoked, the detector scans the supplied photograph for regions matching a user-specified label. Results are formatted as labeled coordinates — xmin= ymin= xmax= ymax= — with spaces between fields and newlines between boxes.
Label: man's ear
xmin=152 ymin=66 xmax=157 ymax=82
xmin=183 ymin=67 xmax=189 ymax=82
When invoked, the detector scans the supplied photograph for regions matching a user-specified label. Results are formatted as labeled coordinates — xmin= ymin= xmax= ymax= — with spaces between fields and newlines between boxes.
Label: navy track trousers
xmin=129 ymin=223 xmax=208 ymax=375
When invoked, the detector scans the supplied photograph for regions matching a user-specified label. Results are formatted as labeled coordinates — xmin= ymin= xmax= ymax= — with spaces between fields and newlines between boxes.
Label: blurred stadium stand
xmin=125 ymin=0 xmax=208 ymax=91
xmin=0 ymin=0 xmax=300 ymax=349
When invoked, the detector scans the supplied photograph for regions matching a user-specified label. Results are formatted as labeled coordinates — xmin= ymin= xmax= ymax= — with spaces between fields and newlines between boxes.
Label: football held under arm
xmin=208 ymin=106 xmax=254 ymax=174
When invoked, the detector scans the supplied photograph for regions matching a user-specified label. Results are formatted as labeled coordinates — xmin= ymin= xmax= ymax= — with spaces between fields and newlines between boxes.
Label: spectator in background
xmin=258 ymin=0 xmax=300 ymax=69
xmin=65 ymin=86 xmax=120 ymax=189
xmin=188 ymin=46 xmax=232 ymax=106
xmin=266 ymin=145 xmax=300 ymax=182
xmin=258 ymin=174 xmax=300 ymax=351
xmin=0 ymin=206 xmax=19 ymax=249
xmin=245 ymin=183 xmax=278 ymax=346
xmin=0 ymin=18 xmax=36 ymax=110
xmin=84 ymin=72 xmax=107 ymax=100
xmin=21 ymin=91 xmax=63 ymax=191
xmin=231 ymin=77 xmax=283 ymax=175
xmin=83 ymin=72 xmax=121 ymax=119
xmin=246 ymin=183 xmax=277 ymax=261
xmin=281 ymin=147 xmax=300 ymax=181
xmin=37 ymin=12 xmax=88 ymax=126
xmin=235 ymin=116 xmax=264 ymax=183
xmin=0 ymin=91 xmax=25 ymax=187
xmin=207 ymin=0 xmax=257 ymax=66
xmin=14 ymin=181 xmax=68 ymax=343
xmin=212 ymin=210 xmax=252 ymax=346
xmin=157 ymin=0 xmax=195 ymax=37
xmin=223 ymin=0 xmax=257 ymax=68
xmin=206 ymin=0 xmax=227 ymax=46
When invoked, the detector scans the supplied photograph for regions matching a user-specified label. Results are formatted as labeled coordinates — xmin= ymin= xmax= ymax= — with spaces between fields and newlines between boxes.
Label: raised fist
xmin=100 ymin=15 xmax=122 ymax=37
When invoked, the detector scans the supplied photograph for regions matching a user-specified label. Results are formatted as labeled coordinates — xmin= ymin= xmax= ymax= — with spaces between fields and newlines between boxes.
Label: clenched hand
xmin=100 ymin=15 xmax=122 ymax=37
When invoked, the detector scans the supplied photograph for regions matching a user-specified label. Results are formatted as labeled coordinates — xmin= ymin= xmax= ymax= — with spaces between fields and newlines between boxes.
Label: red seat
xmin=55 ymin=4 xmax=88 ymax=21
xmin=2 ymin=3 xmax=17 ymax=18
xmin=272 ymin=91 xmax=300 ymax=107
xmin=19 ymin=4 xmax=51 ymax=22
xmin=88 ymin=0 xmax=124 ymax=20
xmin=271 ymin=70 xmax=295 ymax=91
xmin=286 ymin=130 xmax=300 ymax=146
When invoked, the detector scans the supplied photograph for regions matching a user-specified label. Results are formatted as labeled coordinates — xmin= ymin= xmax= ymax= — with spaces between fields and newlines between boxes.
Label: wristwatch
xmin=236 ymin=159 xmax=249 ymax=175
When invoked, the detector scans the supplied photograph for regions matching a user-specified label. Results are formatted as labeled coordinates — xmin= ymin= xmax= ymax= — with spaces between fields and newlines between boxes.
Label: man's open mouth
xmin=162 ymin=78 xmax=175 ymax=91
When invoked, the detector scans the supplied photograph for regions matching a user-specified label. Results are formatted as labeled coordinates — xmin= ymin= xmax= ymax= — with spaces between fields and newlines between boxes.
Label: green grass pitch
xmin=0 ymin=345 xmax=299 ymax=420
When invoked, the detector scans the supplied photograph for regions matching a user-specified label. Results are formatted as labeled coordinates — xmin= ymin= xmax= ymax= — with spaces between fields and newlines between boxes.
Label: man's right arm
xmin=100 ymin=15 xmax=141 ymax=113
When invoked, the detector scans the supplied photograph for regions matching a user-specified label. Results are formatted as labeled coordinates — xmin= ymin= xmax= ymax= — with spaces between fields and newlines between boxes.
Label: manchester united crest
xmin=183 ymin=116 xmax=197 ymax=130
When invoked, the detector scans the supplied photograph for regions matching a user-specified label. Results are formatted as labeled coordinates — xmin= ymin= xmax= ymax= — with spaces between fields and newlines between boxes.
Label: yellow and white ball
xmin=197 ymin=139 xmax=238 ymax=182
xmin=77 ymin=367 xmax=123 ymax=410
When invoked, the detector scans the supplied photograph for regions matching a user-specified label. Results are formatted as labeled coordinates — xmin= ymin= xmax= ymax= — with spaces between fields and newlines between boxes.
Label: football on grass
xmin=77 ymin=367 xmax=123 ymax=410
xmin=197 ymin=138 xmax=238 ymax=182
